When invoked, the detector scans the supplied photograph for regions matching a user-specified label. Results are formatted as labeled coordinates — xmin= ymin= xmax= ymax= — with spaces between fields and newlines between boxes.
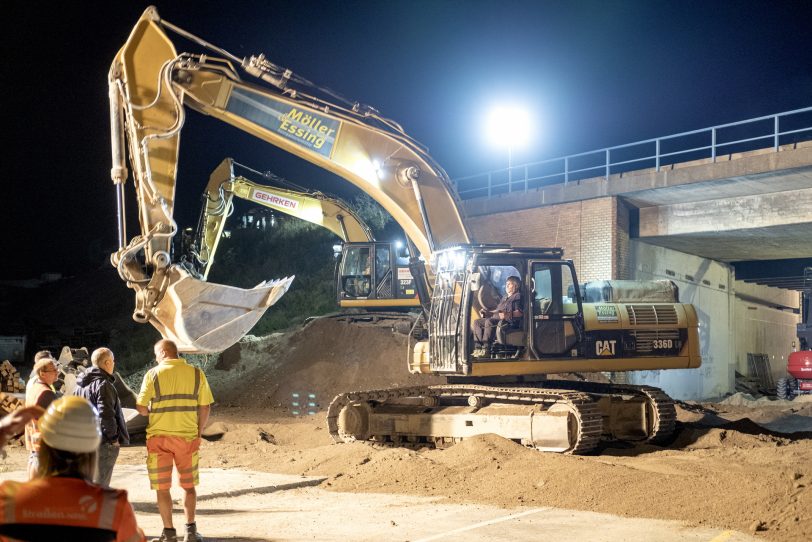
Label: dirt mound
xmin=215 ymin=318 xmax=443 ymax=409
xmin=673 ymin=425 xmax=791 ymax=450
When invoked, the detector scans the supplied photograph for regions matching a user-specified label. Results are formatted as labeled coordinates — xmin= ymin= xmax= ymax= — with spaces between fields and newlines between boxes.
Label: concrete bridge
xmin=455 ymin=107 xmax=812 ymax=400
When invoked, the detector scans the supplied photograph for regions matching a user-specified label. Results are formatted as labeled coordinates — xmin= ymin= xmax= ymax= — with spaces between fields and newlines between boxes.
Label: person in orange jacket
xmin=0 ymin=396 xmax=145 ymax=542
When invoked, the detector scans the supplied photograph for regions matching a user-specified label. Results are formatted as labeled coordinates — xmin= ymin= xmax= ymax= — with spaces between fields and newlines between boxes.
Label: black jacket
xmin=74 ymin=367 xmax=130 ymax=445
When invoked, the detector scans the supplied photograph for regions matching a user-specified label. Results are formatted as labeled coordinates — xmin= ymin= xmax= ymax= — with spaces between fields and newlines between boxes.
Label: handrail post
xmin=655 ymin=140 xmax=660 ymax=171
xmin=487 ymin=172 xmax=492 ymax=198
xmin=711 ymin=128 xmax=716 ymax=162
xmin=564 ymin=157 xmax=569 ymax=184
xmin=774 ymin=115 xmax=779 ymax=150
xmin=605 ymin=149 xmax=610 ymax=180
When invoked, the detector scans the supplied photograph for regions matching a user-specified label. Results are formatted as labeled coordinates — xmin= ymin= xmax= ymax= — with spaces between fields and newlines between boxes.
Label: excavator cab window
xmin=374 ymin=245 xmax=394 ymax=298
xmin=375 ymin=246 xmax=391 ymax=283
xmin=339 ymin=242 xmax=419 ymax=303
xmin=340 ymin=245 xmax=372 ymax=298
xmin=531 ymin=262 xmax=582 ymax=356
xmin=394 ymin=243 xmax=410 ymax=267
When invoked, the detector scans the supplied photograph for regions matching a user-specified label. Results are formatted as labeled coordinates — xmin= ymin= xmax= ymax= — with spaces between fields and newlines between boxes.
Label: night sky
xmin=3 ymin=0 xmax=811 ymax=280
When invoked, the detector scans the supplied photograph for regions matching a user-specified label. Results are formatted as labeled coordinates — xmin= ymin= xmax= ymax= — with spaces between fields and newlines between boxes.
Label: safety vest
xmin=137 ymin=359 xmax=214 ymax=440
xmin=0 ymin=477 xmax=144 ymax=542
xmin=24 ymin=380 xmax=53 ymax=452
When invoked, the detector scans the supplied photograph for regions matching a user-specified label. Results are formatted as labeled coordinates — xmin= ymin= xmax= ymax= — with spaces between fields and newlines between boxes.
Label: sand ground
xmin=3 ymin=317 xmax=810 ymax=541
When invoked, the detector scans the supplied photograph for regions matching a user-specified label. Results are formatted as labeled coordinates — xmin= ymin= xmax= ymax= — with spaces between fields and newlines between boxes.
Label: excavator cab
xmin=337 ymin=242 xmax=420 ymax=309
xmin=464 ymin=249 xmax=585 ymax=361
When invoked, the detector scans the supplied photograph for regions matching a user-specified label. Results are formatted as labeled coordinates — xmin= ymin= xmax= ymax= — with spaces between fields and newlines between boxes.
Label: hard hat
xmin=39 ymin=396 xmax=102 ymax=453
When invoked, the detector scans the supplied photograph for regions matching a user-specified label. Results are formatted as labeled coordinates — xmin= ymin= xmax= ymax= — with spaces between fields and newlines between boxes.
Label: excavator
xmin=110 ymin=7 xmax=701 ymax=453
xmin=191 ymin=158 xmax=420 ymax=310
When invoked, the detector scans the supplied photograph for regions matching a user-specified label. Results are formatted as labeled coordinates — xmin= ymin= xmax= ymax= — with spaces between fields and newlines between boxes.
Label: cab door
xmin=530 ymin=261 xmax=584 ymax=357
xmin=338 ymin=244 xmax=373 ymax=299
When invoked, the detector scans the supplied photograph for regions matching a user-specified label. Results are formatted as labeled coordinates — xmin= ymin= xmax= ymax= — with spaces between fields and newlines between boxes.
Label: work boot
xmin=473 ymin=347 xmax=492 ymax=358
xmin=151 ymin=528 xmax=177 ymax=542
xmin=184 ymin=522 xmax=204 ymax=542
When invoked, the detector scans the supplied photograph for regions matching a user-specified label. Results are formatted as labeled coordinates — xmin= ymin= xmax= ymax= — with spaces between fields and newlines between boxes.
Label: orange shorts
xmin=146 ymin=435 xmax=201 ymax=490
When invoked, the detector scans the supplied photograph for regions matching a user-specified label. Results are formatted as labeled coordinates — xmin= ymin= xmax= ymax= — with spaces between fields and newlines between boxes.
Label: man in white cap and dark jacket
xmin=73 ymin=347 xmax=130 ymax=487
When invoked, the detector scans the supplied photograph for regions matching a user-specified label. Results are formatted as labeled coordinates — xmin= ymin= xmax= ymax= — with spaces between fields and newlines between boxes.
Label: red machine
xmin=787 ymin=351 xmax=812 ymax=394
xmin=778 ymin=281 xmax=812 ymax=399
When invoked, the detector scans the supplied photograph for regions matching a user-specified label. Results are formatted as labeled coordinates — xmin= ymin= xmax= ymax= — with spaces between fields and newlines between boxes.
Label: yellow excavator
xmin=110 ymin=7 xmax=701 ymax=453
xmin=192 ymin=158 xmax=420 ymax=310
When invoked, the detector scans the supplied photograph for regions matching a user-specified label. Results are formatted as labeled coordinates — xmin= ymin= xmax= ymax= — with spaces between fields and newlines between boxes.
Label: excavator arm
xmin=109 ymin=7 xmax=469 ymax=353
xmin=195 ymin=158 xmax=373 ymax=280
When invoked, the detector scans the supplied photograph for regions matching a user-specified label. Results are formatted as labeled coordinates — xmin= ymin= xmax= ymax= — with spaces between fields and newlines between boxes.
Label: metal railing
xmin=454 ymin=106 xmax=812 ymax=200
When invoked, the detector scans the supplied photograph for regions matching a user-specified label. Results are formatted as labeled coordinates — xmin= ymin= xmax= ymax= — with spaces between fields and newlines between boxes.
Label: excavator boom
xmin=109 ymin=7 xmax=468 ymax=352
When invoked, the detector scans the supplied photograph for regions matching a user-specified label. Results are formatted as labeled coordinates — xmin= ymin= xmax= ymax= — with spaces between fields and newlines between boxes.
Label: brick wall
xmin=465 ymin=196 xmax=623 ymax=281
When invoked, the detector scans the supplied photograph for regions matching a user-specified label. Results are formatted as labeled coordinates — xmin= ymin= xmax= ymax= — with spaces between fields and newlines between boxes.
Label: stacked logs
xmin=0 ymin=360 xmax=25 ymax=415
xmin=1 ymin=360 xmax=25 ymax=393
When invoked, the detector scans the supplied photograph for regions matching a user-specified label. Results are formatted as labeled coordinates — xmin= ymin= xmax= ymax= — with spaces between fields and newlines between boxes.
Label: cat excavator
xmin=191 ymin=158 xmax=420 ymax=309
xmin=110 ymin=7 xmax=701 ymax=453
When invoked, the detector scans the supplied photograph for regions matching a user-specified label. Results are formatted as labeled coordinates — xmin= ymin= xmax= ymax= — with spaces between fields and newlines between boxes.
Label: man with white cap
xmin=0 ymin=396 xmax=145 ymax=542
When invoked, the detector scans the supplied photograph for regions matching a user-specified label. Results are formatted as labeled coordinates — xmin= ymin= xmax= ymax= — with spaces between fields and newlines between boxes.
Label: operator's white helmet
xmin=39 ymin=396 xmax=102 ymax=454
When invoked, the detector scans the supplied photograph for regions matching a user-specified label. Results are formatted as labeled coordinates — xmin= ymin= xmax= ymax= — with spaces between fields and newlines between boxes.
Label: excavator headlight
xmin=434 ymin=248 xmax=467 ymax=273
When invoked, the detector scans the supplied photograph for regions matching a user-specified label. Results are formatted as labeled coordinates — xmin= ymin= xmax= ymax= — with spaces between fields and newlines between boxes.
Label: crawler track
xmin=327 ymin=384 xmax=604 ymax=454
xmin=534 ymin=381 xmax=677 ymax=444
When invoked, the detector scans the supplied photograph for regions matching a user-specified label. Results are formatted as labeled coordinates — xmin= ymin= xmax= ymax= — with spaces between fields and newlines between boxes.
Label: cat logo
xmin=596 ymin=339 xmax=617 ymax=356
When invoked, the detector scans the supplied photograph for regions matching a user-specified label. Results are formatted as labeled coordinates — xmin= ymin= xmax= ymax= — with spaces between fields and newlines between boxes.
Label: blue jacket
xmin=74 ymin=367 xmax=130 ymax=445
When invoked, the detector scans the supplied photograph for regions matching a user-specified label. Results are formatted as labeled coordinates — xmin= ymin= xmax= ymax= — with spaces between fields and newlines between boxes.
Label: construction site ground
xmin=2 ymin=317 xmax=811 ymax=541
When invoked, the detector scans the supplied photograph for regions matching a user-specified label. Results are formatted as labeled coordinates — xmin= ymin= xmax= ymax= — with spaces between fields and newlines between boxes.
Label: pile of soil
xmin=214 ymin=317 xmax=444 ymax=410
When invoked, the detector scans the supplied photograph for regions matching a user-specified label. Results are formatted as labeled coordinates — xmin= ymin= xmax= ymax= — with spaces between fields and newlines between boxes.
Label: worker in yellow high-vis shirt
xmin=136 ymin=340 xmax=213 ymax=542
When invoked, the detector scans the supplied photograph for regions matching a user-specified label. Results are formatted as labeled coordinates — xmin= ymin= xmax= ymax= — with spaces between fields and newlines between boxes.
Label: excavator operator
xmin=472 ymin=275 xmax=523 ymax=358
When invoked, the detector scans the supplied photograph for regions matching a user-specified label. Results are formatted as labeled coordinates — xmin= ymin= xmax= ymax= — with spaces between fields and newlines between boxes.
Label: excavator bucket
xmin=148 ymin=266 xmax=294 ymax=353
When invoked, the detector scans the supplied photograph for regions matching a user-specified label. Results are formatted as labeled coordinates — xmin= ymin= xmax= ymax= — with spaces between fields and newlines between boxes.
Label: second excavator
xmin=192 ymin=158 xmax=420 ymax=310
xmin=110 ymin=7 xmax=700 ymax=453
